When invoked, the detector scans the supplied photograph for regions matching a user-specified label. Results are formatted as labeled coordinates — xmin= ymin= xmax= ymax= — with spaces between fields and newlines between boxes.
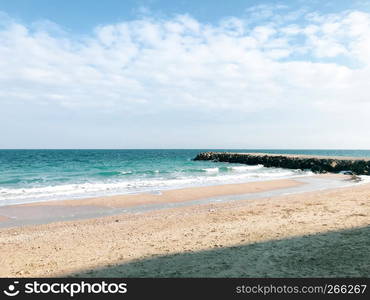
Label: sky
xmin=1 ymin=0 xmax=370 ymax=149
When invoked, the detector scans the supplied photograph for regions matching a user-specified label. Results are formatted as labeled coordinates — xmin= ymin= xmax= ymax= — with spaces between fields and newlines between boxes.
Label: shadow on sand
xmin=69 ymin=225 xmax=370 ymax=277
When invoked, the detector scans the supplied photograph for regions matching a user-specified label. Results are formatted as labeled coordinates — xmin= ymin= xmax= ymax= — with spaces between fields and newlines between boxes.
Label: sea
xmin=1 ymin=149 xmax=369 ymax=206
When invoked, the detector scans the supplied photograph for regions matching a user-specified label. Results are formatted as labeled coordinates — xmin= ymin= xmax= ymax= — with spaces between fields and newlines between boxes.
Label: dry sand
xmin=0 ymin=178 xmax=369 ymax=277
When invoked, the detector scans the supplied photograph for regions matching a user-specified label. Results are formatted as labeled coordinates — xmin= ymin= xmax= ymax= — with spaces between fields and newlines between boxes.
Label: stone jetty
xmin=193 ymin=152 xmax=370 ymax=175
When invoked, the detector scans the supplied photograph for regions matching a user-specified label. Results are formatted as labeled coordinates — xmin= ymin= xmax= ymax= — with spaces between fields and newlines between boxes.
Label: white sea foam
xmin=120 ymin=171 xmax=132 ymax=175
xmin=0 ymin=166 xmax=316 ymax=206
xmin=202 ymin=167 xmax=219 ymax=173
xmin=358 ymin=175 xmax=370 ymax=184
xmin=228 ymin=164 xmax=264 ymax=171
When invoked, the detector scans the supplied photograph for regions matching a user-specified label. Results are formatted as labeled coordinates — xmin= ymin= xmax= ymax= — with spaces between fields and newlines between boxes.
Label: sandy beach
xmin=2 ymin=0 xmax=370 ymax=286
xmin=0 ymin=174 xmax=369 ymax=277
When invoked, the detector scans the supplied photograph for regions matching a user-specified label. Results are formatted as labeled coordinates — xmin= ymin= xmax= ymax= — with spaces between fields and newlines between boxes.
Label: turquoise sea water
xmin=1 ymin=149 xmax=369 ymax=205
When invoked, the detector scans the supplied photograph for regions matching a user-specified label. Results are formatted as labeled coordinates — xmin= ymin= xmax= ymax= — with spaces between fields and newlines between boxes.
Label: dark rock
xmin=193 ymin=152 xmax=370 ymax=175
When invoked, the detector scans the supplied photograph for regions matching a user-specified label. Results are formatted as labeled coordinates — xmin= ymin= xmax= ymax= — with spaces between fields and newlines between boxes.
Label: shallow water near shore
xmin=1 ymin=149 xmax=370 ymax=206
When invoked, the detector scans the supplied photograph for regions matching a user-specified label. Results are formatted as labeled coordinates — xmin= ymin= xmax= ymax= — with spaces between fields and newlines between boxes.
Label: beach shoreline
xmin=0 ymin=173 xmax=360 ymax=228
xmin=0 ymin=174 xmax=369 ymax=277
xmin=0 ymin=178 xmax=302 ymax=228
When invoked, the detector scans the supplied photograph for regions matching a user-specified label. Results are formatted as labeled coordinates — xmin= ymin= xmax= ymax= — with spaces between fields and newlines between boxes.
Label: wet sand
xmin=0 ymin=175 xmax=369 ymax=277
xmin=19 ymin=179 xmax=302 ymax=208
xmin=0 ymin=215 xmax=10 ymax=222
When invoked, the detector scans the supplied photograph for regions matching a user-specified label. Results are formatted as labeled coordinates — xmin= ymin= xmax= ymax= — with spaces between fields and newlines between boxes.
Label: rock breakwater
xmin=193 ymin=152 xmax=370 ymax=175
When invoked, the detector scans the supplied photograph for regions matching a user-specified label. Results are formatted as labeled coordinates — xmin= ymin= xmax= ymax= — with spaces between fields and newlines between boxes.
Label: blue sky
xmin=1 ymin=0 xmax=370 ymax=148
xmin=2 ymin=0 xmax=369 ymax=32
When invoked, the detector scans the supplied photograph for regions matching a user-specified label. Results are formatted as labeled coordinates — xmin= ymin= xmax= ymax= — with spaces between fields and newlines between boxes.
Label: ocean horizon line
xmin=1 ymin=148 xmax=370 ymax=151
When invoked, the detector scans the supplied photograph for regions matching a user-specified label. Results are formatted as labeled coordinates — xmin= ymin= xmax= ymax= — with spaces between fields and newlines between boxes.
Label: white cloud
xmin=0 ymin=7 xmax=370 ymax=147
